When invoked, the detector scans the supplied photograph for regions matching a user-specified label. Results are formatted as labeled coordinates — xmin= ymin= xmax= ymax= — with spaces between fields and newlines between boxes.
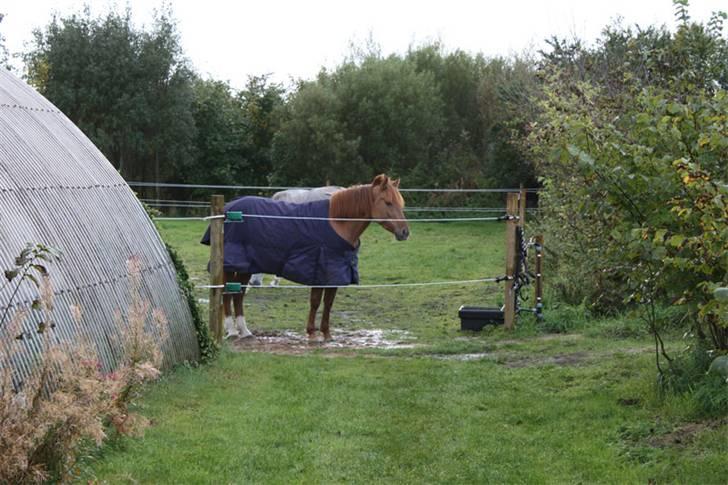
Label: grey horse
xmin=248 ymin=186 xmax=343 ymax=286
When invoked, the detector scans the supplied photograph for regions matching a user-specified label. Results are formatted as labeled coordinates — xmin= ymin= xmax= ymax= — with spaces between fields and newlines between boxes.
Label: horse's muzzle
xmin=395 ymin=227 xmax=410 ymax=241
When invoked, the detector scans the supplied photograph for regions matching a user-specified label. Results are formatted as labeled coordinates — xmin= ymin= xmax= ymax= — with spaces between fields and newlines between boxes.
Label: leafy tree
xmin=407 ymin=45 xmax=485 ymax=158
xmin=238 ymin=75 xmax=285 ymax=185
xmin=272 ymin=79 xmax=364 ymax=186
xmin=187 ymin=74 xmax=284 ymax=191
xmin=24 ymin=6 xmax=196 ymax=183
xmin=406 ymin=45 xmax=484 ymax=188
xmin=332 ymin=54 xmax=444 ymax=178
xmin=189 ymin=78 xmax=252 ymax=185
xmin=272 ymin=44 xmax=539 ymax=205
xmin=530 ymin=1 xmax=728 ymax=360
xmin=273 ymin=54 xmax=445 ymax=186
xmin=476 ymin=56 xmax=539 ymax=188
xmin=407 ymin=45 xmax=539 ymax=191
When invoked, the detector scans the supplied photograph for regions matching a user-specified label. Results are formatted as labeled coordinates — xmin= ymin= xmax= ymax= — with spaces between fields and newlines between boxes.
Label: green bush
xmin=693 ymin=372 xmax=728 ymax=417
xmin=529 ymin=4 xmax=728 ymax=355
xmin=657 ymin=343 xmax=728 ymax=417
xmin=165 ymin=242 xmax=217 ymax=362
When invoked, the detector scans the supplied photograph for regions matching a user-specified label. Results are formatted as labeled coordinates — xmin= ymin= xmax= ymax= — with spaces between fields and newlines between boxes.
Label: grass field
xmin=78 ymin=220 xmax=727 ymax=484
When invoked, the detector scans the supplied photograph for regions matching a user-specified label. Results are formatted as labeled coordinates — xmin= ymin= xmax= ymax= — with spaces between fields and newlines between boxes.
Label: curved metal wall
xmin=0 ymin=70 xmax=199 ymax=379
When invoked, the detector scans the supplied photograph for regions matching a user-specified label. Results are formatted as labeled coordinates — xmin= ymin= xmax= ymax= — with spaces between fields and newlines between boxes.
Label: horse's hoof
xmin=237 ymin=327 xmax=253 ymax=339
xmin=323 ymin=334 xmax=333 ymax=342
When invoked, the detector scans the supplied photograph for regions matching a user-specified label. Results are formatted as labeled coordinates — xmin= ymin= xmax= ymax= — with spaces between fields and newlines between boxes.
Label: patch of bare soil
xmin=492 ymin=333 xmax=585 ymax=346
xmin=434 ymin=347 xmax=651 ymax=367
xmin=503 ymin=351 xmax=592 ymax=368
xmin=427 ymin=350 xmax=592 ymax=366
xmin=433 ymin=353 xmax=499 ymax=362
xmin=648 ymin=418 xmax=727 ymax=448
xmin=230 ymin=328 xmax=416 ymax=356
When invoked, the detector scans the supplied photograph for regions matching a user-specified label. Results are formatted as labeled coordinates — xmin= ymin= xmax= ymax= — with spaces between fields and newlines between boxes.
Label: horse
xmin=201 ymin=174 xmax=409 ymax=341
xmin=273 ymin=185 xmax=343 ymax=203
xmin=248 ymin=185 xmax=343 ymax=286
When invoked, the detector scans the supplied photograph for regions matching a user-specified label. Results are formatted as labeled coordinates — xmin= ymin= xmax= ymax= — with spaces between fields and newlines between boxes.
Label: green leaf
xmin=714 ymin=287 xmax=728 ymax=303
xmin=667 ymin=102 xmax=683 ymax=115
xmin=567 ymin=144 xmax=595 ymax=167
xmin=4 ymin=269 xmax=18 ymax=282
xmin=31 ymin=264 xmax=48 ymax=275
xmin=25 ymin=273 xmax=39 ymax=287
xmin=667 ymin=235 xmax=686 ymax=248
xmin=31 ymin=299 xmax=42 ymax=310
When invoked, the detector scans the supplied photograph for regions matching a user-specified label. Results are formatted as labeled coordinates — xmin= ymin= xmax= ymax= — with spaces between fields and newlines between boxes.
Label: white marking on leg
xmin=236 ymin=316 xmax=253 ymax=338
xmin=224 ymin=316 xmax=239 ymax=339
xmin=249 ymin=273 xmax=263 ymax=286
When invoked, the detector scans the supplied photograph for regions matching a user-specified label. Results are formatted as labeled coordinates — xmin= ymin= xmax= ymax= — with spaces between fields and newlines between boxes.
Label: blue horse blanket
xmin=201 ymin=197 xmax=359 ymax=286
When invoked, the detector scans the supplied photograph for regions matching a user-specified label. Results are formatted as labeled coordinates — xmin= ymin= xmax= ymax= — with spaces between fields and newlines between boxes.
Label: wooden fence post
xmin=519 ymin=184 xmax=526 ymax=230
xmin=209 ymin=195 xmax=225 ymax=343
xmin=535 ymin=234 xmax=544 ymax=319
xmin=504 ymin=193 xmax=519 ymax=330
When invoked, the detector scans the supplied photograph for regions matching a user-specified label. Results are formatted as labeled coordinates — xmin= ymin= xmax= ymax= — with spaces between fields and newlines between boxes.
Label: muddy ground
xmin=229 ymin=328 xmax=651 ymax=368
xmin=230 ymin=328 xmax=416 ymax=355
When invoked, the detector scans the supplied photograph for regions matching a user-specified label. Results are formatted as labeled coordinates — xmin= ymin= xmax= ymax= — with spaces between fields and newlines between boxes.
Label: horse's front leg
xmin=320 ymin=288 xmax=338 ymax=341
xmin=233 ymin=273 xmax=253 ymax=338
xmin=223 ymin=271 xmax=238 ymax=338
xmin=307 ymin=288 xmax=323 ymax=339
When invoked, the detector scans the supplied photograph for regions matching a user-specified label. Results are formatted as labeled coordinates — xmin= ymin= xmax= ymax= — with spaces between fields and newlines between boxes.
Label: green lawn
xmin=78 ymin=220 xmax=727 ymax=484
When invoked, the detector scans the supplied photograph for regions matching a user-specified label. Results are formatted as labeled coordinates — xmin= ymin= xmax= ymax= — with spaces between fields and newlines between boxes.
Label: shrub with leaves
xmin=529 ymin=2 xmax=728 ymax=375
xmin=1 ymin=243 xmax=61 ymax=334
xmin=1 ymin=249 xmax=170 ymax=483
xmin=164 ymin=242 xmax=217 ymax=362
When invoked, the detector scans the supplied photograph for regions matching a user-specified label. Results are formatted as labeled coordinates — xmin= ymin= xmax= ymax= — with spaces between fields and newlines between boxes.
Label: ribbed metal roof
xmin=0 ymin=69 xmax=199 ymax=380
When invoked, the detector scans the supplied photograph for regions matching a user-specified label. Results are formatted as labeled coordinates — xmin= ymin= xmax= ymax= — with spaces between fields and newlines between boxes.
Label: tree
xmin=189 ymin=78 xmax=254 ymax=185
xmin=238 ymin=75 xmax=285 ymax=185
xmin=529 ymin=2 xmax=728 ymax=357
xmin=24 ymin=6 xmax=196 ymax=183
xmin=273 ymin=53 xmax=445 ymax=186
xmin=407 ymin=44 xmax=539 ymax=190
xmin=272 ymin=79 xmax=364 ymax=186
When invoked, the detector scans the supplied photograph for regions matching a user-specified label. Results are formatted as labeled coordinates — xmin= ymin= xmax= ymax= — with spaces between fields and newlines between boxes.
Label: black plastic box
xmin=458 ymin=306 xmax=504 ymax=331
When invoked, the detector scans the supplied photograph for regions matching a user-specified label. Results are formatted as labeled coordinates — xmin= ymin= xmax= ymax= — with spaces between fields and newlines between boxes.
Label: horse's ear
xmin=392 ymin=178 xmax=400 ymax=188
xmin=372 ymin=174 xmax=389 ymax=188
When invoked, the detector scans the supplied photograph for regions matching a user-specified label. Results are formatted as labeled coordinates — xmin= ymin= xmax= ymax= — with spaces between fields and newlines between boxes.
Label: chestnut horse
xmin=223 ymin=174 xmax=408 ymax=341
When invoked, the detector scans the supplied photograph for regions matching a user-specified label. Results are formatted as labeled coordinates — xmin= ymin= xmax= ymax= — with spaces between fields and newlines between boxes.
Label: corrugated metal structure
xmin=0 ymin=69 xmax=199 ymax=380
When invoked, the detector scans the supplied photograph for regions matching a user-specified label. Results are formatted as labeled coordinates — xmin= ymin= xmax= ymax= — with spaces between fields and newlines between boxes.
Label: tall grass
xmin=0 ymin=255 xmax=170 ymax=483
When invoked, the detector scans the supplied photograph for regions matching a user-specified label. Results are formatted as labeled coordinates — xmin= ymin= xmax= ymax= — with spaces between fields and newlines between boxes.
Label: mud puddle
xmin=231 ymin=328 xmax=416 ymax=355
xmin=433 ymin=353 xmax=497 ymax=362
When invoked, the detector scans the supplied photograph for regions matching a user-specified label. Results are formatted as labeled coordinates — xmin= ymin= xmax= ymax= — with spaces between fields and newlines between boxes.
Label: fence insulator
xmin=226 ymin=211 xmax=244 ymax=222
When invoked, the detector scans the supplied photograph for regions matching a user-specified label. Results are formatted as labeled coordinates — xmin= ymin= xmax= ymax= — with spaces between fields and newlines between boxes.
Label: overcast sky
xmin=2 ymin=0 xmax=724 ymax=89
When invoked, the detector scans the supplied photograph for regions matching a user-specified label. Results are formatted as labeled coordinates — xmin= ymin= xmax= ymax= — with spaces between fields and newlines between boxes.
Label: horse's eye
xmin=386 ymin=201 xmax=393 ymax=207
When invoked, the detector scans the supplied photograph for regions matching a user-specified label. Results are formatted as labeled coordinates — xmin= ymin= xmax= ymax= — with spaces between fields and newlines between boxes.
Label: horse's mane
xmin=330 ymin=185 xmax=373 ymax=219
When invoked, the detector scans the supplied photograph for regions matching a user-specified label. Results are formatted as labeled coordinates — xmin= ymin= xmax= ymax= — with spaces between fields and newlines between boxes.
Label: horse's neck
xmin=329 ymin=186 xmax=372 ymax=246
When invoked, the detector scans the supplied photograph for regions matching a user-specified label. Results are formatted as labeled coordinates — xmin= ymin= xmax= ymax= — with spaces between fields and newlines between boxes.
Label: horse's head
xmin=370 ymin=174 xmax=409 ymax=241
